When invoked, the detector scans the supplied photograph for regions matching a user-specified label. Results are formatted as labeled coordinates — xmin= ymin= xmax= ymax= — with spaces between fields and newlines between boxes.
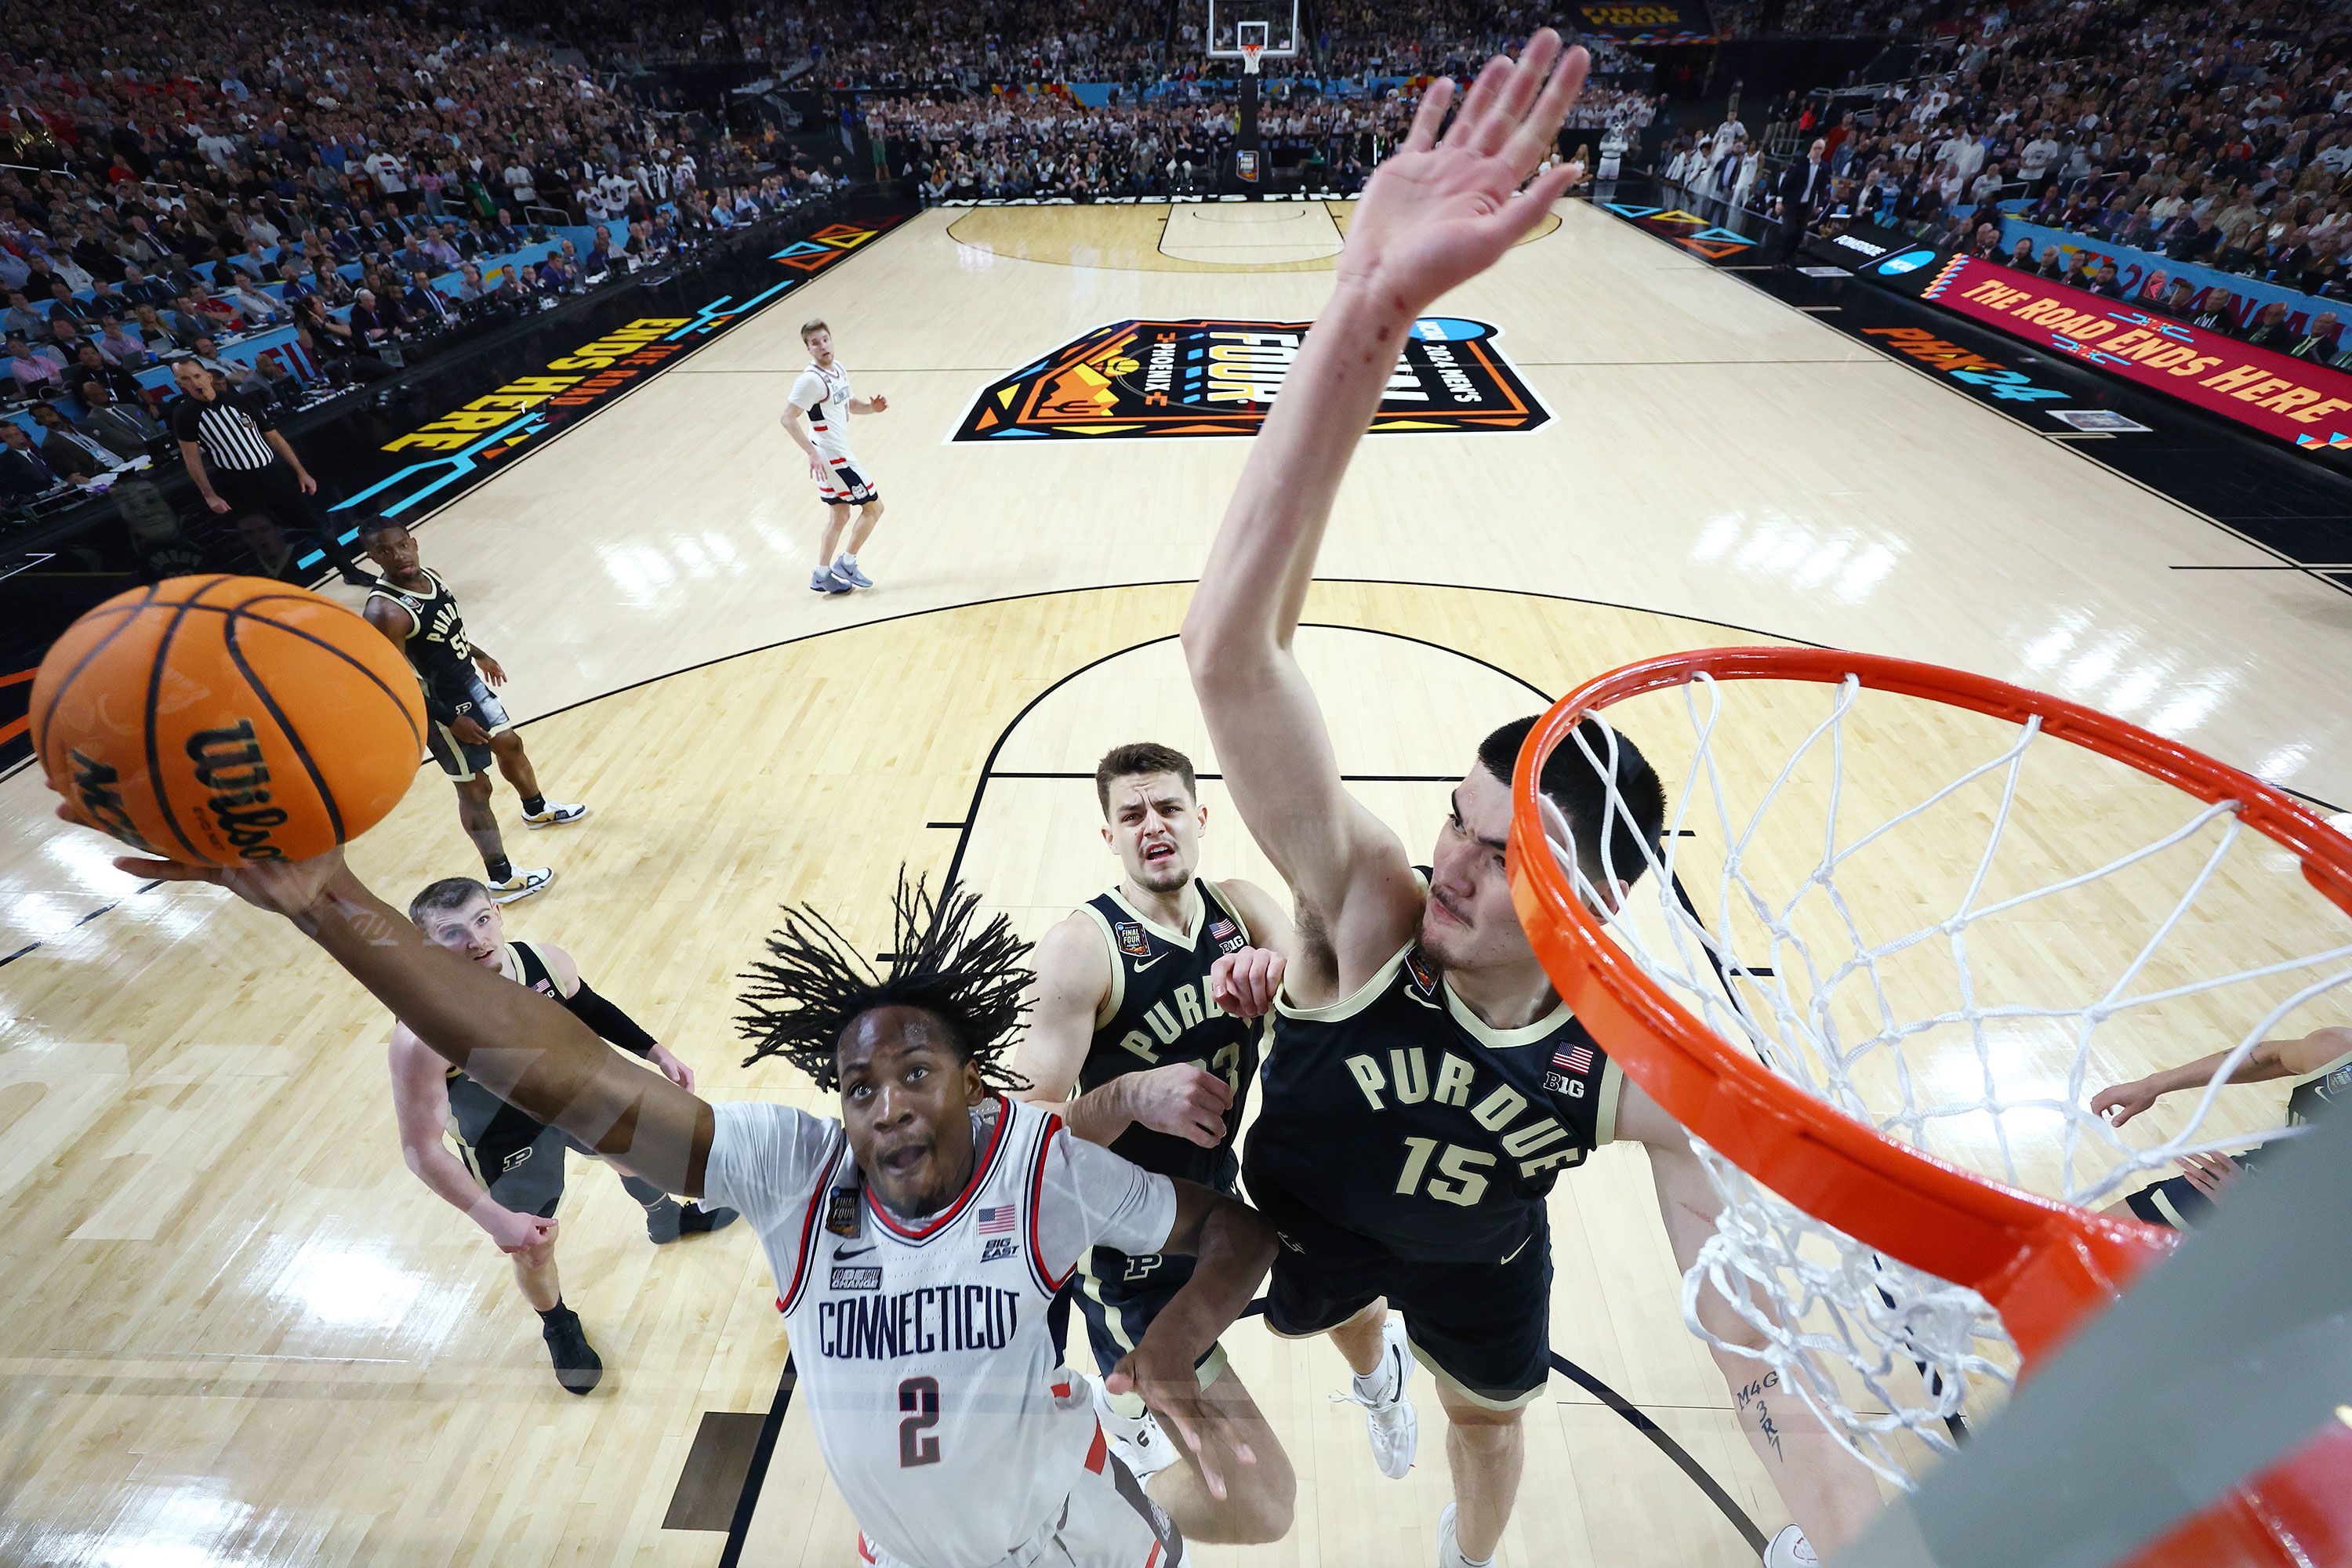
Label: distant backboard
xmin=1203 ymin=0 xmax=1300 ymax=60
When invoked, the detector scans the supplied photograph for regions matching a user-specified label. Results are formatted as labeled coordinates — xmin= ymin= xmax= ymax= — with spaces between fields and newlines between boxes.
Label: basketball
xmin=30 ymin=575 xmax=427 ymax=866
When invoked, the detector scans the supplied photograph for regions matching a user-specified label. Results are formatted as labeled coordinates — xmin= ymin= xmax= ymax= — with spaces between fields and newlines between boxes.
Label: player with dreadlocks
xmin=99 ymin=841 xmax=1285 ymax=1568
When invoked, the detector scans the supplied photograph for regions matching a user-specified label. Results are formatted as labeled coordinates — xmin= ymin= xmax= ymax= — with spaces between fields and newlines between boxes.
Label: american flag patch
xmin=976 ymin=1205 xmax=1017 ymax=1235
xmin=1208 ymin=920 xmax=1236 ymax=941
xmin=1553 ymin=1044 xmax=1596 ymax=1076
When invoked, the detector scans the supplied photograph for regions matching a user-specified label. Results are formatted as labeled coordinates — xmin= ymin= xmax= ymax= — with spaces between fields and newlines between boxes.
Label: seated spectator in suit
xmin=131 ymin=300 xmax=197 ymax=349
xmin=30 ymin=401 xmax=116 ymax=481
xmin=180 ymin=289 xmax=241 ymax=336
xmin=2154 ymin=278 xmax=2201 ymax=319
xmin=2088 ymin=260 xmax=2127 ymax=298
xmin=419 ymin=226 xmax=462 ymax=270
xmin=490 ymin=210 xmax=524 ymax=250
xmin=2242 ymin=301 xmax=2295 ymax=350
xmin=535 ymin=256 xmax=572 ymax=295
xmin=2288 ymin=311 xmax=2343 ymax=363
xmin=2061 ymin=253 xmax=2099 ymax=292
xmin=2007 ymin=238 xmax=2037 ymax=270
xmin=117 ymin=263 xmax=175 ymax=306
xmin=0 ymin=418 xmax=64 ymax=496
xmin=347 ymin=288 xmax=393 ymax=343
xmin=96 ymin=316 xmax=156 ymax=368
xmin=78 ymin=380 xmax=166 ymax=459
xmin=455 ymin=263 xmax=490 ymax=304
xmin=2190 ymin=291 xmax=2238 ymax=332
xmin=0 ymin=289 xmax=43 ymax=339
xmin=2034 ymin=244 xmax=2067 ymax=279
xmin=405 ymin=269 xmax=457 ymax=328
xmin=44 ymin=276 xmax=97 ymax=326
xmin=5 ymin=331 xmax=65 ymax=394
xmin=2161 ymin=214 xmax=2212 ymax=261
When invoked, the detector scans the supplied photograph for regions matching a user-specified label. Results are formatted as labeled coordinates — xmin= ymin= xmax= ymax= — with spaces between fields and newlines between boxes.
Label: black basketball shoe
xmin=650 ymin=1200 xmax=740 ymax=1244
xmin=541 ymin=1305 xmax=604 ymax=1395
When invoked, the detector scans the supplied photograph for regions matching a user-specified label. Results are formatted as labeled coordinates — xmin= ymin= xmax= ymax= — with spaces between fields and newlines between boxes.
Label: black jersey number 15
xmin=898 ymin=1375 xmax=942 ymax=1466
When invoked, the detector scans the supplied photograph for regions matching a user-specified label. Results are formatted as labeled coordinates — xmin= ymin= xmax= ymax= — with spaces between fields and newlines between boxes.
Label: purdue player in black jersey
xmin=392 ymin=877 xmax=739 ymax=1392
xmin=359 ymin=517 xmax=585 ymax=904
xmin=1013 ymin=741 xmax=1298 ymax=1542
xmin=2094 ymin=1025 xmax=2352 ymax=1226
xmin=1178 ymin=35 xmax=1882 ymax=1568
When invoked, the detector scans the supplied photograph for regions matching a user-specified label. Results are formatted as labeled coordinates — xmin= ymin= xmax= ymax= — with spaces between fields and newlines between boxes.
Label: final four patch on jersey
xmin=1403 ymin=949 xmax=1440 ymax=996
xmin=1116 ymin=921 xmax=1151 ymax=958
xmin=825 ymin=1189 xmax=860 ymax=1237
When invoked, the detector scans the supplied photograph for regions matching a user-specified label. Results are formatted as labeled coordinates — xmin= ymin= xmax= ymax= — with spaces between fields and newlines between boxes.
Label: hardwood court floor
xmin=4 ymin=201 xmax=2350 ymax=1568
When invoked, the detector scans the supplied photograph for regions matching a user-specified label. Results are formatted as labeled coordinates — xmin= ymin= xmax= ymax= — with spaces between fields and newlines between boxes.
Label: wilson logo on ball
xmin=187 ymin=721 xmax=289 ymax=862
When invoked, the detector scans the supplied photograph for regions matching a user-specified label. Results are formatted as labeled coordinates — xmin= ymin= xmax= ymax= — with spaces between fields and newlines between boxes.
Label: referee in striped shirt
xmin=170 ymin=359 xmax=372 ymax=586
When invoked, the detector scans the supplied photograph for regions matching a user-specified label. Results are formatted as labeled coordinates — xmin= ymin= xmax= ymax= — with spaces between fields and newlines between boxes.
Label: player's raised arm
xmin=1181 ymin=36 xmax=1587 ymax=942
xmin=124 ymin=846 xmax=715 ymax=1196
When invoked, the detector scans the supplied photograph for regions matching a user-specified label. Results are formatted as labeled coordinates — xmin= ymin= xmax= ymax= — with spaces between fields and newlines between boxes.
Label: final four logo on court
xmin=952 ymin=317 xmax=1548 ymax=441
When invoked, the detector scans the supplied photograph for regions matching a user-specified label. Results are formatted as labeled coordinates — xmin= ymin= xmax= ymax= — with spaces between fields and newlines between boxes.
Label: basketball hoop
xmin=1240 ymin=42 xmax=1264 ymax=76
xmin=1507 ymin=646 xmax=2352 ymax=1565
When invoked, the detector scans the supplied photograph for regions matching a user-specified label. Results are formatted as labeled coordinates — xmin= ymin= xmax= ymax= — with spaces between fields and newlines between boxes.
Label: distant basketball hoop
xmin=1240 ymin=42 xmax=1265 ymax=75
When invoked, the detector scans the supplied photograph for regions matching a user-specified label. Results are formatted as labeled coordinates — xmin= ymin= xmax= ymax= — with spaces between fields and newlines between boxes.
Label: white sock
xmin=1352 ymin=1359 xmax=1392 ymax=1403
xmin=838 ymin=552 xmax=857 ymax=568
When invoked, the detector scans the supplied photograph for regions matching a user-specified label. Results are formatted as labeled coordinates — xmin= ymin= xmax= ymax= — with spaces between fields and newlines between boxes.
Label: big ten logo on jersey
xmin=1344 ymin=1046 xmax=1589 ymax=1206
xmin=1116 ymin=921 xmax=1151 ymax=959
xmin=1207 ymin=918 xmax=1247 ymax=956
xmin=1544 ymin=1042 xmax=1598 ymax=1099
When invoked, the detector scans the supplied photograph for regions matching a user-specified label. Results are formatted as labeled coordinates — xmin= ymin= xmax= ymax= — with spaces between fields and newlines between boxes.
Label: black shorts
xmin=425 ymin=672 xmax=513 ymax=782
xmin=1249 ymin=1167 xmax=1552 ymax=1410
xmin=2122 ymin=1148 xmax=2267 ymax=1230
xmin=1075 ymin=1247 xmax=1228 ymax=1387
xmin=448 ymin=1073 xmax=587 ymax=1219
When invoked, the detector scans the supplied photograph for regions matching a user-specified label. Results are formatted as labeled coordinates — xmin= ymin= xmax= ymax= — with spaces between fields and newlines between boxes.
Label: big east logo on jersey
xmin=953 ymin=317 xmax=1548 ymax=441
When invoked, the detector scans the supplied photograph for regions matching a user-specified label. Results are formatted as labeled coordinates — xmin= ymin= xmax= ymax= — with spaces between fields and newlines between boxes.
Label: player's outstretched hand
xmin=1127 ymin=1063 xmax=1233 ymax=1147
xmin=1338 ymin=31 xmax=1588 ymax=316
xmin=648 ymin=1044 xmax=696 ymax=1091
xmin=1209 ymin=946 xmax=1285 ymax=1019
xmin=53 ymin=793 xmax=348 ymax=919
xmin=2092 ymin=1078 xmax=2160 ymax=1127
xmin=1106 ymin=1343 xmax=1255 ymax=1501
xmin=2177 ymin=1149 xmax=2244 ymax=1199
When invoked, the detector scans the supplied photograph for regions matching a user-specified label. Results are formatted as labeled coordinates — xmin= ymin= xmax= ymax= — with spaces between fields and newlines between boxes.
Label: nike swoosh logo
xmin=1403 ymin=989 xmax=1439 ymax=1009
xmin=835 ymin=1243 xmax=876 ymax=1258
xmin=1131 ymin=953 xmax=1168 ymax=973
xmin=1500 ymin=1234 xmax=1532 ymax=1265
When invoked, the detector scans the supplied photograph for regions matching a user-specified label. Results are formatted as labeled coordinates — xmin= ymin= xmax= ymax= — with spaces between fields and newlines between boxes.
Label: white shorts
xmin=816 ymin=452 xmax=880 ymax=506
xmin=855 ymin=1436 xmax=1181 ymax=1568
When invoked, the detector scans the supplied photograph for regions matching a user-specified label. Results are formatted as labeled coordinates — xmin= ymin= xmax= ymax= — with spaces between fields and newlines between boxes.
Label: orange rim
xmin=1507 ymin=645 xmax=2352 ymax=1564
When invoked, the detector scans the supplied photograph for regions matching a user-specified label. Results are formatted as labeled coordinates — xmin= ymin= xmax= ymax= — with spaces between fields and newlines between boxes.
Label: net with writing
xmin=1554 ymin=672 xmax=2352 ymax=1486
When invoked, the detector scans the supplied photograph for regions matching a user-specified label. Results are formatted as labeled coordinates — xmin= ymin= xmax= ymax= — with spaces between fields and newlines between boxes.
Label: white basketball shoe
xmin=1333 ymin=1312 xmax=1417 ymax=1479
xmin=1088 ymin=1374 xmax=1179 ymax=1482
xmin=1765 ymin=1525 xmax=1821 ymax=1567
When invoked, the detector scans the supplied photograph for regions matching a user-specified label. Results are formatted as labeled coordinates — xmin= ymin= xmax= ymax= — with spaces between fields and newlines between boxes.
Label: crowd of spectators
xmin=1655 ymin=0 xmax=2350 ymax=358
xmin=0 ymin=0 xmax=876 ymax=509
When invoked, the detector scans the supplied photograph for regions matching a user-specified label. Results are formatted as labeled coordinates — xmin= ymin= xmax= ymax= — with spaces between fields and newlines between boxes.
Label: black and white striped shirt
xmin=169 ymin=392 xmax=279 ymax=471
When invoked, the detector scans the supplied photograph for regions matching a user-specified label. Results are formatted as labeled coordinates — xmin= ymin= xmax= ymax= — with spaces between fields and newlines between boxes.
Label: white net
xmin=1547 ymin=670 xmax=2352 ymax=1486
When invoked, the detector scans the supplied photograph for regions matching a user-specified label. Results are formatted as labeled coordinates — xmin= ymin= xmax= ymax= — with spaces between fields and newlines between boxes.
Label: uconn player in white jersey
xmin=116 ymin=837 xmax=1287 ymax=1568
xmin=781 ymin=319 xmax=891 ymax=595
